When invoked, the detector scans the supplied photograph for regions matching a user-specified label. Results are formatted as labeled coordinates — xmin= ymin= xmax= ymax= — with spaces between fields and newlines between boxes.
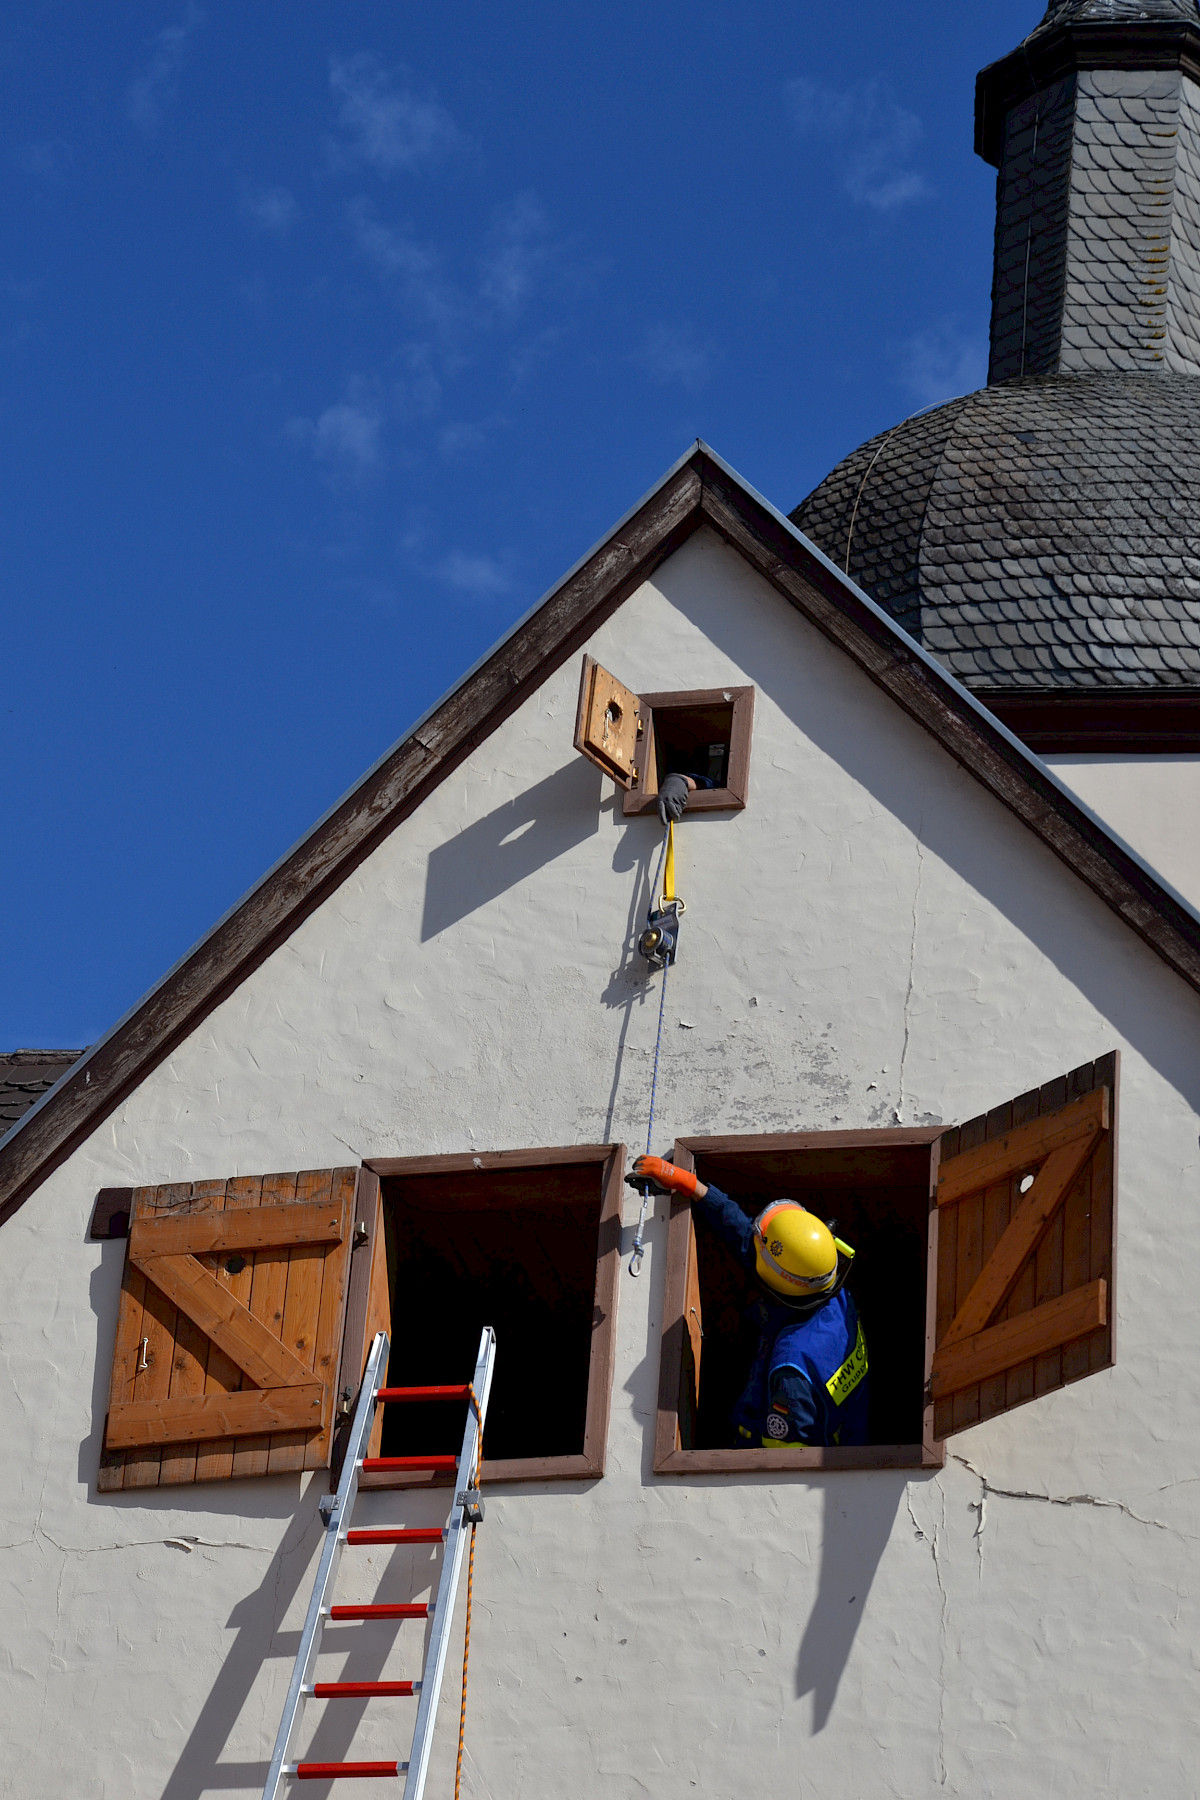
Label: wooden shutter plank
xmin=936 ymin=1087 xmax=1108 ymax=1206
xmin=679 ymin=1211 xmax=703 ymax=1451
xmin=98 ymin=1260 xmax=151 ymax=1492
xmin=131 ymin=1198 xmax=347 ymax=1258
xmin=978 ymin=1098 xmax=1017 ymax=1424
xmin=122 ymin=1187 xmax=178 ymax=1491
xmin=131 ymin=1252 xmax=319 ymax=1390
xmin=269 ymin=1169 xmax=331 ymax=1474
xmin=298 ymin=1168 xmax=357 ymax=1471
xmin=107 ymin=1384 xmax=324 ymax=1448
xmin=950 ymin=1115 xmax=987 ymax=1435
xmin=199 ymin=1178 xmax=251 ymax=1483
xmin=932 ymin=1281 xmax=1107 ymax=1400
xmin=231 ymin=1173 xmax=284 ymax=1479
xmin=159 ymin=1178 xmax=228 ymax=1486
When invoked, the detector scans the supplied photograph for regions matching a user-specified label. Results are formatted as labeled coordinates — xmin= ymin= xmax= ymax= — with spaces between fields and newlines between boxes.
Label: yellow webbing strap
xmin=662 ymin=820 xmax=676 ymax=903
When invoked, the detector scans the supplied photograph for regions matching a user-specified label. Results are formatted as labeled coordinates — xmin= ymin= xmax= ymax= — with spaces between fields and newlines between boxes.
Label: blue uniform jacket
xmin=695 ymin=1184 xmax=869 ymax=1447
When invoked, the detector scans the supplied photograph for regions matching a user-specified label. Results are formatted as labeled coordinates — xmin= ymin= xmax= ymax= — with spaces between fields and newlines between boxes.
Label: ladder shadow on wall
xmin=421 ymin=758 xmax=603 ymax=940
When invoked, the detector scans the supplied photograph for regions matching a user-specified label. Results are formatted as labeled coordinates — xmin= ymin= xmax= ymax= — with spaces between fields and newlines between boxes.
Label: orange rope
xmin=454 ymin=1520 xmax=477 ymax=1800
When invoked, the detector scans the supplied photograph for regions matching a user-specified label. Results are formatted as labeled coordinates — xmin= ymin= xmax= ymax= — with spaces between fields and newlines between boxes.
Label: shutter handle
xmin=352 ymin=1222 xmax=369 ymax=1249
xmin=137 ymin=1338 xmax=149 ymax=1373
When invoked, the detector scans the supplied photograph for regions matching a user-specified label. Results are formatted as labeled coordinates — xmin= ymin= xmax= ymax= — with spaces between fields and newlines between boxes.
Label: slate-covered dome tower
xmin=794 ymin=0 xmax=1200 ymax=747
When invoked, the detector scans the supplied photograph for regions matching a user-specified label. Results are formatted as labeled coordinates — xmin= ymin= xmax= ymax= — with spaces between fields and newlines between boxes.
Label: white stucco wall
xmin=4 ymin=526 xmax=1200 ymax=1799
xmin=1047 ymin=753 xmax=1200 ymax=911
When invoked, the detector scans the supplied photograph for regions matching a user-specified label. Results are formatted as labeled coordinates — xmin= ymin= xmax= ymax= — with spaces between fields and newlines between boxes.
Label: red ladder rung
xmin=313 ymin=1681 xmax=415 ymax=1698
xmin=296 ymin=1761 xmax=401 ymax=1779
xmin=329 ymin=1603 xmax=428 ymax=1621
xmin=346 ymin=1528 xmax=444 ymax=1545
xmin=375 ymin=1385 xmax=471 ymax=1403
xmin=361 ymin=1456 xmax=458 ymax=1474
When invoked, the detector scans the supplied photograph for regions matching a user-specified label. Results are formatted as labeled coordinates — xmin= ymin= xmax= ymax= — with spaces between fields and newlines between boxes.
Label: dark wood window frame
xmin=655 ymin=1129 xmax=945 ymax=1476
xmin=621 ymin=685 xmax=755 ymax=817
xmin=361 ymin=1144 xmax=624 ymax=1487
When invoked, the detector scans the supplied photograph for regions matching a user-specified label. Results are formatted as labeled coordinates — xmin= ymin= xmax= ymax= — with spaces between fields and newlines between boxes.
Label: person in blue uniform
xmin=631 ymin=1154 xmax=869 ymax=1447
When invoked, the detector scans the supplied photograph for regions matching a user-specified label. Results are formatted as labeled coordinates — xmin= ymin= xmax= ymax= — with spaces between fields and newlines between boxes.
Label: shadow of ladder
xmin=261 ymin=1328 xmax=496 ymax=1796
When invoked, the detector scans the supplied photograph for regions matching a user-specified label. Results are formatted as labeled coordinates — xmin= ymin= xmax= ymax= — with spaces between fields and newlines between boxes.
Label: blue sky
xmin=3 ymin=2 xmax=1036 ymax=1048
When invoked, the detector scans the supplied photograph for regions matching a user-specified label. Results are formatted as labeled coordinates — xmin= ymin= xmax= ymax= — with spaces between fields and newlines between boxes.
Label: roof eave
xmin=4 ymin=441 xmax=1200 ymax=1226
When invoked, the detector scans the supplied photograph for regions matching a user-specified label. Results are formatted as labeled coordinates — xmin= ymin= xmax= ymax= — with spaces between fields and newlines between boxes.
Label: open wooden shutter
xmin=99 ymin=1167 xmax=372 ymax=1491
xmin=574 ymin=655 xmax=643 ymax=788
xmin=932 ymin=1053 xmax=1117 ymax=1439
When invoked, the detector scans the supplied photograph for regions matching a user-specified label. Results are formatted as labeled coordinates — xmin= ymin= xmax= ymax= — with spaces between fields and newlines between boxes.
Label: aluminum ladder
xmin=262 ymin=1325 xmax=496 ymax=1795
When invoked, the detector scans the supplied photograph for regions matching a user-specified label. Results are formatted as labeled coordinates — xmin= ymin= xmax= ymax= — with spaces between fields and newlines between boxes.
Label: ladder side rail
xmin=402 ymin=1326 xmax=496 ymax=1800
xmin=262 ymin=1330 xmax=391 ymax=1800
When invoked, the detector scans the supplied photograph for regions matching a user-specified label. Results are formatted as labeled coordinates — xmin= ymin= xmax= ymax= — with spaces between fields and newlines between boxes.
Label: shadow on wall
xmin=794 ymin=1474 xmax=910 ymax=1731
xmin=421 ymin=757 xmax=603 ymax=940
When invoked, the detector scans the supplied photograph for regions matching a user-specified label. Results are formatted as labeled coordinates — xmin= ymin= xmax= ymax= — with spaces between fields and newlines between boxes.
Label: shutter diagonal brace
xmin=939 ymin=1120 xmax=1104 ymax=1350
xmin=130 ymin=1253 xmax=321 ymax=1389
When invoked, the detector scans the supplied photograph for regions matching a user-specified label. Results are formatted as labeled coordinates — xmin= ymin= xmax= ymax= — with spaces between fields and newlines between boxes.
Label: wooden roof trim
xmin=4 ymin=442 xmax=1200 ymax=1226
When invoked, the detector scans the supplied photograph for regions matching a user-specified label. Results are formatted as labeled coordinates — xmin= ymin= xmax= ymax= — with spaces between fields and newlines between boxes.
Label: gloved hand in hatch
xmin=630 ymin=1155 xmax=869 ymax=1449
xmin=655 ymin=770 xmax=716 ymax=825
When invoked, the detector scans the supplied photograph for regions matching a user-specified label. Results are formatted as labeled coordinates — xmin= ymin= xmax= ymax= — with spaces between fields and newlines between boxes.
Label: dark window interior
xmin=651 ymin=700 xmax=735 ymax=789
xmin=380 ymin=1164 xmax=603 ymax=1463
xmin=687 ymin=1143 xmax=933 ymax=1449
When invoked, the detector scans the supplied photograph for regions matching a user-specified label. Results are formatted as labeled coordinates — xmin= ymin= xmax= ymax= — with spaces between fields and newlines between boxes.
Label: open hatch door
xmin=573 ymin=655 xmax=643 ymax=788
xmin=931 ymin=1053 xmax=1117 ymax=1441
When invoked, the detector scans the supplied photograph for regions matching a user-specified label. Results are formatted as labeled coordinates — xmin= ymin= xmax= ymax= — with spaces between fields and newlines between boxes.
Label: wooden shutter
xmin=574 ymin=655 xmax=643 ymax=788
xmin=99 ymin=1168 xmax=365 ymax=1491
xmin=932 ymin=1054 xmax=1117 ymax=1439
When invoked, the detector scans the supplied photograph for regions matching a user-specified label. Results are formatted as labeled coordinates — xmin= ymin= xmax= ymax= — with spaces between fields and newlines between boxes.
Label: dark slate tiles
xmin=791 ymin=373 xmax=1200 ymax=688
xmin=0 ymin=1050 xmax=84 ymax=1137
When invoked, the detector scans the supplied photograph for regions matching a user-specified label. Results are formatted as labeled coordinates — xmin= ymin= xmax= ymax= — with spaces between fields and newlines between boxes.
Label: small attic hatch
xmin=361 ymin=1146 xmax=623 ymax=1487
xmin=655 ymin=1054 xmax=1118 ymax=1474
xmin=574 ymin=655 xmax=753 ymax=814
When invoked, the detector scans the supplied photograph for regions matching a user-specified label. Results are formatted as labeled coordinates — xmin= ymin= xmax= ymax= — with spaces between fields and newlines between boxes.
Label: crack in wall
xmin=0 ymin=1525 xmax=271 ymax=1557
xmin=951 ymin=1454 xmax=1188 ymax=1538
xmin=906 ymin=1485 xmax=948 ymax=1786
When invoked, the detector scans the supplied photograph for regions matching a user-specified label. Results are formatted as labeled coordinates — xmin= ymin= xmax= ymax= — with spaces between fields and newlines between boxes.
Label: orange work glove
xmin=630 ymin=1154 xmax=700 ymax=1198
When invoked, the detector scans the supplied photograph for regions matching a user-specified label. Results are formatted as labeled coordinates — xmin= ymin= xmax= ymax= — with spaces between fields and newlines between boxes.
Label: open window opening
xmin=655 ymin=1054 xmax=1117 ymax=1475
xmin=362 ymin=1146 xmax=623 ymax=1486
xmin=573 ymin=656 xmax=753 ymax=815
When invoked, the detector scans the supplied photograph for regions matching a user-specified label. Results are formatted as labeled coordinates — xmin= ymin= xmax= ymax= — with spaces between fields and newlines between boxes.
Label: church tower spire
xmin=978 ymin=1 xmax=1200 ymax=379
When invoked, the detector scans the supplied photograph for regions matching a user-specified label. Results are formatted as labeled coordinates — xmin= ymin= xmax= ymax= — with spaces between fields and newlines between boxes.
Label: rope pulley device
xmin=638 ymin=819 xmax=685 ymax=969
xmin=628 ymin=819 xmax=683 ymax=1276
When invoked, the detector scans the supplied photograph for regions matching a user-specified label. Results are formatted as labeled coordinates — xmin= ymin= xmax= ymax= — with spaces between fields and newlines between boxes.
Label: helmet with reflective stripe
xmin=753 ymin=1202 xmax=838 ymax=1300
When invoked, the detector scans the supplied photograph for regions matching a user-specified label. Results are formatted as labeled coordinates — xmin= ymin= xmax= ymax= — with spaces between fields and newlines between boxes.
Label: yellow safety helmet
xmin=753 ymin=1201 xmax=839 ymax=1302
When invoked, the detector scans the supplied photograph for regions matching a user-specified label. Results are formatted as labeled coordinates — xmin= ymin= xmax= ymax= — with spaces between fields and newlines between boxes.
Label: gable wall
xmin=4 ymin=527 xmax=1200 ymax=1797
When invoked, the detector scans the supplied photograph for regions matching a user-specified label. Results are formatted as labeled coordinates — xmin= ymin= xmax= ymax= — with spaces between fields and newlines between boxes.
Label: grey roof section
xmin=0 ymin=1052 xmax=84 ymax=1137
xmin=792 ymin=373 xmax=1200 ymax=688
xmin=1033 ymin=0 xmax=1200 ymax=28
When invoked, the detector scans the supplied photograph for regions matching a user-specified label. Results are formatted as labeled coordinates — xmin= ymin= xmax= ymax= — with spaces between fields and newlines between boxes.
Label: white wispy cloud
xmin=898 ymin=322 xmax=987 ymax=406
xmin=435 ymin=550 xmax=511 ymax=598
xmin=14 ymin=140 xmax=72 ymax=181
xmin=637 ymin=322 xmax=718 ymax=392
xmin=348 ymin=201 xmax=463 ymax=334
xmin=241 ymin=185 xmax=299 ymax=236
xmin=126 ymin=5 xmax=205 ymax=135
xmin=479 ymin=192 xmax=551 ymax=322
xmin=329 ymin=54 xmax=462 ymax=174
xmin=288 ymin=386 xmax=383 ymax=478
xmin=786 ymin=77 xmax=930 ymax=212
